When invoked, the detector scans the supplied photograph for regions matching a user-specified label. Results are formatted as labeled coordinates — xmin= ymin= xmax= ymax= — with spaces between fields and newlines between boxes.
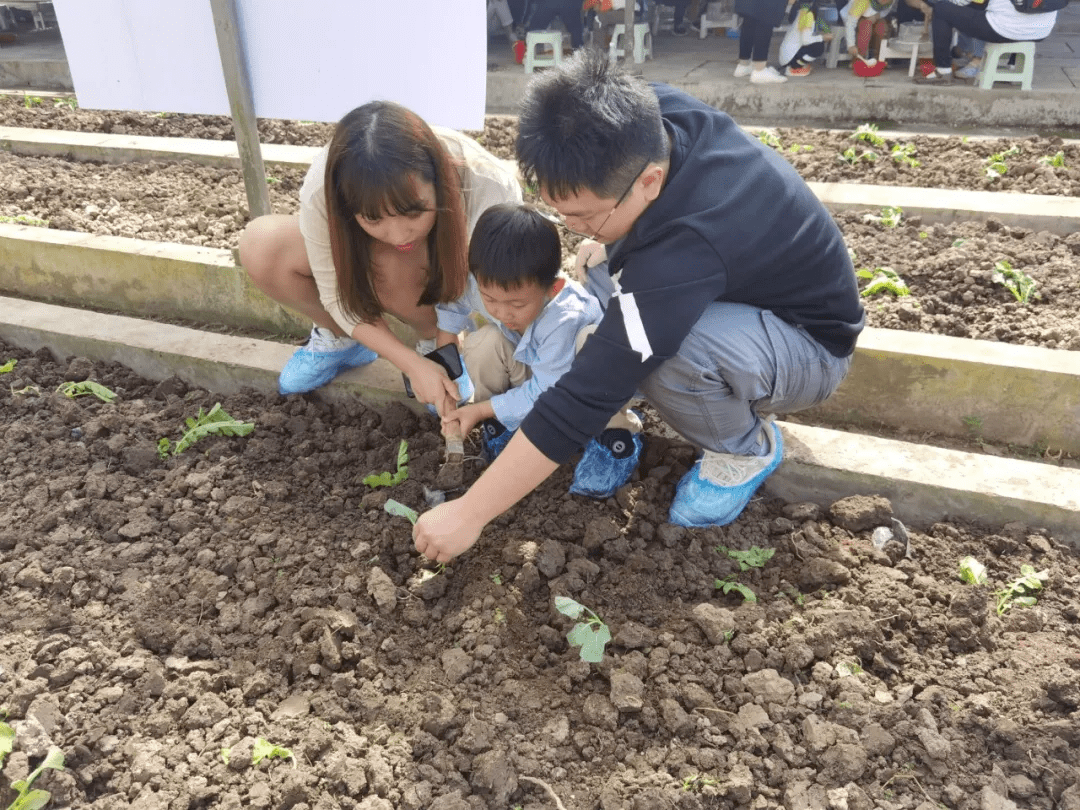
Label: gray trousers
xmin=585 ymin=262 xmax=852 ymax=456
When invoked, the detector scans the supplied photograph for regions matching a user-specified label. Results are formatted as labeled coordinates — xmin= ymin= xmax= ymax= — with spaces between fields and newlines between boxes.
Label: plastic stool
xmin=978 ymin=41 xmax=1035 ymax=90
xmin=609 ymin=22 xmax=652 ymax=64
xmin=524 ymin=30 xmax=564 ymax=73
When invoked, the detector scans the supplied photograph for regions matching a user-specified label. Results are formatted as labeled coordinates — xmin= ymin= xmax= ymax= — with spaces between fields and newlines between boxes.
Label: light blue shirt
xmin=437 ymin=276 xmax=603 ymax=430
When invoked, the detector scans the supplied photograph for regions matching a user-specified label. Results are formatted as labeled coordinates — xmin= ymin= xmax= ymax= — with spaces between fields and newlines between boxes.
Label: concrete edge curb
xmin=2 ymin=297 xmax=1077 ymax=545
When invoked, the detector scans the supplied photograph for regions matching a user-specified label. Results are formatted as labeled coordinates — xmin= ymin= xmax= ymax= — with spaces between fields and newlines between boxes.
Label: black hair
xmin=516 ymin=48 xmax=668 ymax=200
xmin=468 ymin=204 xmax=561 ymax=290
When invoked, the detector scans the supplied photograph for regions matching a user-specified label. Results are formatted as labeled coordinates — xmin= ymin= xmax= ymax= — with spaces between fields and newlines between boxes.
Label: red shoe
xmin=785 ymin=65 xmax=812 ymax=77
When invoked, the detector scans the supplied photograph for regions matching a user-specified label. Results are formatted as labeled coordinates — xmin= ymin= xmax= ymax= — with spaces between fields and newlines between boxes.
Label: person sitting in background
xmin=842 ymin=0 xmax=897 ymax=62
xmin=488 ymin=0 xmax=521 ymax=47
xmin=657 ymin=0 xmax=693 ymax=35
xmin=778 ymin=0 xmax=833 ymax=75
xmin=733 ymin=0 xmax=793 ymax=83
xmin=913 ymin=0 xmax=1058 ymax=84
xmin=523 ymin=0 xmax=586 ymax=49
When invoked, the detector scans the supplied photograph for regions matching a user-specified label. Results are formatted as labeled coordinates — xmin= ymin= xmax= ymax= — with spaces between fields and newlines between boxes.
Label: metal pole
xmin=209 ymin=0 xmax=272 ymax=219
xmin=624 ymin=0 xmax=643 ymax=74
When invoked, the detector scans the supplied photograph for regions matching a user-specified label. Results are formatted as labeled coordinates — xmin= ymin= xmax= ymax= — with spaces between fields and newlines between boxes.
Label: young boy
xmin=437 ymin=203 xmax=642 ymax=497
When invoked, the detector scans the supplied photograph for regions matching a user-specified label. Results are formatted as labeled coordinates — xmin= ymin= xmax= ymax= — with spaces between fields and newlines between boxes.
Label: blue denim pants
xmin=585 ymin=262 xmax=852 ymax=456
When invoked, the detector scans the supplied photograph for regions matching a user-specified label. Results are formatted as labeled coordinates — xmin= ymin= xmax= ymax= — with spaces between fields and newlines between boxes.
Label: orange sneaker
xmin=785 ymin=65 xmax=812 ymax=77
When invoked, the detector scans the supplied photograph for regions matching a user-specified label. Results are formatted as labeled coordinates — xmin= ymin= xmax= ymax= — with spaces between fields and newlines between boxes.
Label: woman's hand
xmin=408 ymin=357 xmax=460 ymax=416
xmin=573 ymin=239 xmax=607 ymax=281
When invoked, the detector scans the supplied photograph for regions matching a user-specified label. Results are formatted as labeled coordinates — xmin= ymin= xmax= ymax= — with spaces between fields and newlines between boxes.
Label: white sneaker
xmin=733 ymin=62 xmax=753 ymax=78
xmin=750 ymin=66 xmax=788 ymax=84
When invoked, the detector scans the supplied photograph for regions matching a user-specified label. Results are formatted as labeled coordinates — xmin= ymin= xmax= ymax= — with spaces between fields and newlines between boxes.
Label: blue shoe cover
xmin=278 ymin=340 xmax=377 ymax=395
xmin=569 ymin=429 xmax=643 ymax=498
xmin=669 ymin=422 xmax=784 ymax=527
xmin=481 ymin=418 xmax=515 ymax=463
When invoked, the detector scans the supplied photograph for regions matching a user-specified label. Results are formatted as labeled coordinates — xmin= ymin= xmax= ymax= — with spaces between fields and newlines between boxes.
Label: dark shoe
xmin=671 ymin=23 xmax=688 ymax=36
xmin=913 ymin=69 xmax=954 ymax=85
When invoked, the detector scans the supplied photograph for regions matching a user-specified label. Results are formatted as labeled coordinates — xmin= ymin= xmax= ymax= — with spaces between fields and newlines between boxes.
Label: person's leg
xmin=239 ymin=215 xmax=377 ymax=395
xmin=750 ymin=16 xmax=774 ymax=65
xmin=640 ymin=302 xmax=851 ymax=526
xmin=671 ymin=0 xmax=690 ymax=33
xmin=785 ymin=41 xmax=824 ymax=72
xmin=461 ymin=324 xmax=529 ymax=405
xmin=559 ymin=0 xmax=586 ymax=48
xmin=738 ymin=15 xmax=758 ymax=60
xmin=920 ymin=1 xmax=1001 ymax=80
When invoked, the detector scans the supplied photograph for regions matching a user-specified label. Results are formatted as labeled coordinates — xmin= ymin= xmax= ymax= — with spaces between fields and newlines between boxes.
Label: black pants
xmin=527 ymin=0 xmax=585 ymax=47
xmin=929 ymin=1 xmax=1017 ymax=68
xmin=783 ymin=41 xmax=825 ymax=68
xmin=659 ymin=0 xmax=689 ymax=25
xmin=738 ymin=15 xmax=776 ymax=61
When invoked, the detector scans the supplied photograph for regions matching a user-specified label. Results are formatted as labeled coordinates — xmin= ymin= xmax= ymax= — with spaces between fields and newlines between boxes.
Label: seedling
xmin=991 ymin=260 xmax=1039 ymax=304
xmin=985 ymin=145 xmax=1020 ymax=178
xmin=958 ymin=556 xmax=987 ymax=585
xmin=863 ymin=206 xmax=903 ymax=228
xmin=852 ymin=123 xmax=885 ymax=147
xmin=787 ymin=143 xmax=814 ymax=153
xmin=681 ymin=775 xmax=719 ymax=792
xmin=0 ymin=721 xmax=66 ymax=810
xmin=857 ymin=267 xmax=910 ymax=297
xmin=918 ymin=231 xmax=928 ymax=239
xmin=266 ymin=176 xmax=281 ymax=185
xmin=1039 ymin=151 xmax=1066 ymax=168
xmin=384 ymin=499 xmax=418 ymax=525
xmin=839 ymin=147 xmax=878 ymax=164
xmin=252 ymin=738 xmax=295 ymax=768
xmin=0 ymin=215 xmax=50 ymax=227
xmin=995 ymin=564 xmax=1048 ymax=615
xmin=56 ymin=381 xmax=117 ymax=403
xmin=717 ymin=545 xmax=775 ymax=571
xmin=53 ymin=97 xmax=77 ymax=110
xmin=363 ymin=439 xmax=409 ymax=488
xmin=23 ymin=95 xmax=43 ymax=108
xmin=158 ymin=403 xmax=255 ymax=458
xmin=10 ymin=385 xmax=41 ymax=396
xmin=836 ymin=660 xmax=863 ymax=677
xmin=554 ymin=596 xmax=611 ymax=663
xmin=961 ymin=415 xmax=983 ymax=436
xmin=0 ymin=359 xmax=15 ymax=374
xmin=891 ymin=143 xmax=919 ymax=168
xmin=756 ymin=130 xmax=782 ymax=149
xmin=490 ymin=571 xmax=504 ymax=585
xmin=715 ymin=577 xmax=757 ymax=603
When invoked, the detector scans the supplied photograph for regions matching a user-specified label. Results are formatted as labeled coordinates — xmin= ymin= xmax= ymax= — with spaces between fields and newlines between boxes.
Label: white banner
xmin=52 ymin=0 xmax=487 ymax=130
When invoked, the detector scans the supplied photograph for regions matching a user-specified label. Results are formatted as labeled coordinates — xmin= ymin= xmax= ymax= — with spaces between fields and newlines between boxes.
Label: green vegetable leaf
xmin=170 ymin=403 xmax=255 ymax=456
xmin=363 ymin=440 xmax=410 ymax=488
xmin=958 ymin=556 xmax=987 ymax=585
xmin=567 ymin=622 xmax=612 ymax=663
xmin=0 ymin=359 xmax=16 ymax=374
xmin=56 ymin=380 xmax=118 ymax=402
xmin=715 ymin=579 xmax=758 ymax=603
xmin=252 ymin=738 xmax=294 ymax=767
xmin=554 ymin=595 xmax=587 ymax=620
xmin=719 ymin=545 xmax=776 ymax=571
xmin=0 ymin=721 xmax=14 ymax=766
xmin=384 ymin=499 xmax=419 ymax=525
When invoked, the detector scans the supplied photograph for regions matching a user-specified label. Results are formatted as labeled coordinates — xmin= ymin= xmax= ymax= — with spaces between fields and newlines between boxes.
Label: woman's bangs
xmin=348 ymin=169 xmax=431 ymax=221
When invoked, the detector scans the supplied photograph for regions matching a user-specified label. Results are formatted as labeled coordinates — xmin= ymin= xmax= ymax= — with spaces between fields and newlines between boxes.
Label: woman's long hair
xmin=324 ymin=101 xmax=468 ymax=324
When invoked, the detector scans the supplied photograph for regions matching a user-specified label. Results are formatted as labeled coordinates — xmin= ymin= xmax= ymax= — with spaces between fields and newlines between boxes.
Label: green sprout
xmin=717 ymin=545 xmax=776 ymax=571
xmin=0 ymin=359 xmax=16 ymax=374
xmin=363 ymin=439 xmax=409 ymax=488
xmin=266 ymin=176 xmax=281 ymax=185
xmin=53 ymin=97 xmax=77 ymax=110
xmin=490 ymin=571 xmax=504 ymax=586
xmin=852 ymin=123 xmax=886 ymax=147
xmin=839 ymin=147 xmax=859 ymax=164
xmin=715 ymin=578 xmax=757 ymax=603
xmin=0 ymin=721 xmax=66 ymax=810
xmin=23 ymin=95 xmax=43 ymax=108
xmin=994 ymin=564 xmax=1048 ymax=615
xmin=56 ymin=381 xmax=117 ymax=403
xmin=857 ymin=267 xmax=910 ymax=298
xmin=0 ymin=215 xmax=50 ymax=227
xmin=864 ymin=206 xmax=903 ymax=228
xmin=1039 ymin=151 xmax=1066 ymax=168
xmin=756 ymin=130 xmax=782 ymax=149
xmin=958 ymin=556 xmax=987 ymax=585
xmin=252 ymin=738 xmax=295 ymax=768
xmin=554 ymin=596 xmax=611 ymax=663
xmin=681 ymin=775 xmax=719 ymax=792
xmin=158 ymin=403 xmax=255 ymax=457
xmin=787 ymin=143 xmax=814 ymax=153
xmin=384 ymin=499 xmax=419 ymax=525
xmin=991 ymin=260 xmax=1039 ymax=304
xmin=985 ymin=145 xmax=1020 ymax=178
xmin=961 ymin=415 xmax=983 ymax=436
xmin=891 ymin=143 xmax=919 ymax=168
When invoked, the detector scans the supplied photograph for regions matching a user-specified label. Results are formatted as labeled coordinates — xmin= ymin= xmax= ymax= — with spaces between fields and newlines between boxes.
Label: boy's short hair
xmin=516 ymin=48 xmax=668 ymax=201
xmin=469 ymin=203 xmax=561 ymax=290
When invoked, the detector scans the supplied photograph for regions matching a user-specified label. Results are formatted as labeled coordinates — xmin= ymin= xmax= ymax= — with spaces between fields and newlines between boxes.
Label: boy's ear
xmin=551 ymin=277 xmax=566 ymax=296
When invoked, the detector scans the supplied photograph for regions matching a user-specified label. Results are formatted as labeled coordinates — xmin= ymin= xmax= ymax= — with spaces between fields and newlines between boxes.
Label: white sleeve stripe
xmin=614 ymin=290 xmax=654 ymax=362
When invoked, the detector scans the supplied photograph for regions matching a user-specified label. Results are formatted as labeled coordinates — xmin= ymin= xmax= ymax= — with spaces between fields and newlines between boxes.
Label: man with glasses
xmin=414 ymin=48 xmax=864 ymax=563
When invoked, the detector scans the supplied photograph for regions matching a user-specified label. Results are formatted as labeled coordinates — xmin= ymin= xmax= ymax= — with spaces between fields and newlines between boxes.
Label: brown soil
xmin=2 ymin=338 xmax=1079 ymax=810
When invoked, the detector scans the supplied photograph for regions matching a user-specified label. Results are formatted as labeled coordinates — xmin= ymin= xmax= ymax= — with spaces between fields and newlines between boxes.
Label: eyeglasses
xmin=553 ymin=158 xmax=651 ymax=238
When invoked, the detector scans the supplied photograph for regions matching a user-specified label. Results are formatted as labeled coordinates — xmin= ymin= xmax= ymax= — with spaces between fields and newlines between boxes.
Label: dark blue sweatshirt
xmin=521 ymin=84 xmax=865 ymax=464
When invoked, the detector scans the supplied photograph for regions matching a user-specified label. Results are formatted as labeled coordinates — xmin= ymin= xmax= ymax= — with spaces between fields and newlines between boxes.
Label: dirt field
xmin=1 ymin=339 xmax=1078 ymax=810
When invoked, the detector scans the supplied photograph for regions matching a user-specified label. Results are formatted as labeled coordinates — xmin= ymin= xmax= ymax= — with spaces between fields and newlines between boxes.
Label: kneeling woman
xmin=239 ymin=101 xmax=521 ymax=413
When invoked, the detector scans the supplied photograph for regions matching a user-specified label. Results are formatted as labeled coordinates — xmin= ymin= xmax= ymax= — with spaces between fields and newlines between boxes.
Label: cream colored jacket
xmin=298 ymin=126 xmax=522 ymax=334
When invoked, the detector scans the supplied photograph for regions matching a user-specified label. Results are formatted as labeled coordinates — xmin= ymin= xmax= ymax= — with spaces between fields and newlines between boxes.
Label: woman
xmin=733 ymin=0 xmax=793 ymax=84
xmin=238 ymin=102 xmax=521 ymax=411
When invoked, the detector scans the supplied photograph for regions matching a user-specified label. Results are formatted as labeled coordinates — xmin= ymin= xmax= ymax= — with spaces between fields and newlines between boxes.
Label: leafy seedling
xmin=852 ymin=123 xmax=885 ymax=147
xmin=994 ymin=564 xmax=1048 ymax=615
xmin=717 ymin=545 xmax=776 ymax=571
xmin=1040 ymin=150 xmax=1066 ymax=168
xmin=991 ymin=260 xmax=1040 ymax=304
xmin=958 ymin=556 xmax=987 ymax=585
xmin=0 ymin=359 xmax=16 ymax=374
xmin=363 ymin=439 xmax=409 ymax=488
xmin=0 ymin=215 xmax=50 ymax=227
xmin=787 ymin=143 xmax=814 ymax=153
xmin=985 ymin=145 xmax=1020 ymax=178
xmin=384 ymin=499 xmax=419 ymax=525
xmin=54 ymin=97 xmax=77 ymax=110
xmin=23 ymin=95 xmax=43 ymax=108
xmin=715 ymin=577 xmax=757 ymax=603
xmin=56 ymin=380 xmax=117 ymax=403
xmin=554 ymin=596 xmax=611 ymax=663
xmin=857 ymin=267 xmax=910 ymax=297
xmin=159 ymin=403 xmax=255 ymax=457
xmin=863 ymin=205 xmax=902 ymax=228
xmin=0 ymin=722 xmax=65 ymax=810
xmin=891 ymin=143 xmax=919 ymax=168
xmin=756 ymin=130 xmax=782 ymax=149
xmin=252 ymin=738 xmax=295 ymax=768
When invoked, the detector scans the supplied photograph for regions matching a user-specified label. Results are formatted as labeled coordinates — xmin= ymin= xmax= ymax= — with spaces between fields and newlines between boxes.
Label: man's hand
xmin=414 ymin=499 xmax=485 ymax=563
xmin=573 ymin=239 xmax=607 ymax=281
xmin=408 ymin=357 xmax=460 ymax=417
xmin=443 ymin=401 xmax=492 ymax=438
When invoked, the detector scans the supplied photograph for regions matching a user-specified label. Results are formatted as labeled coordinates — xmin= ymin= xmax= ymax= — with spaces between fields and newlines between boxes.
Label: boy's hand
xmin=409 ymin=358 xmax=460 ymax=417
xmin=573 ymin=240 xmax=607 ymax=280
xmin=444 ymin=401 xmax=492 ymax=437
